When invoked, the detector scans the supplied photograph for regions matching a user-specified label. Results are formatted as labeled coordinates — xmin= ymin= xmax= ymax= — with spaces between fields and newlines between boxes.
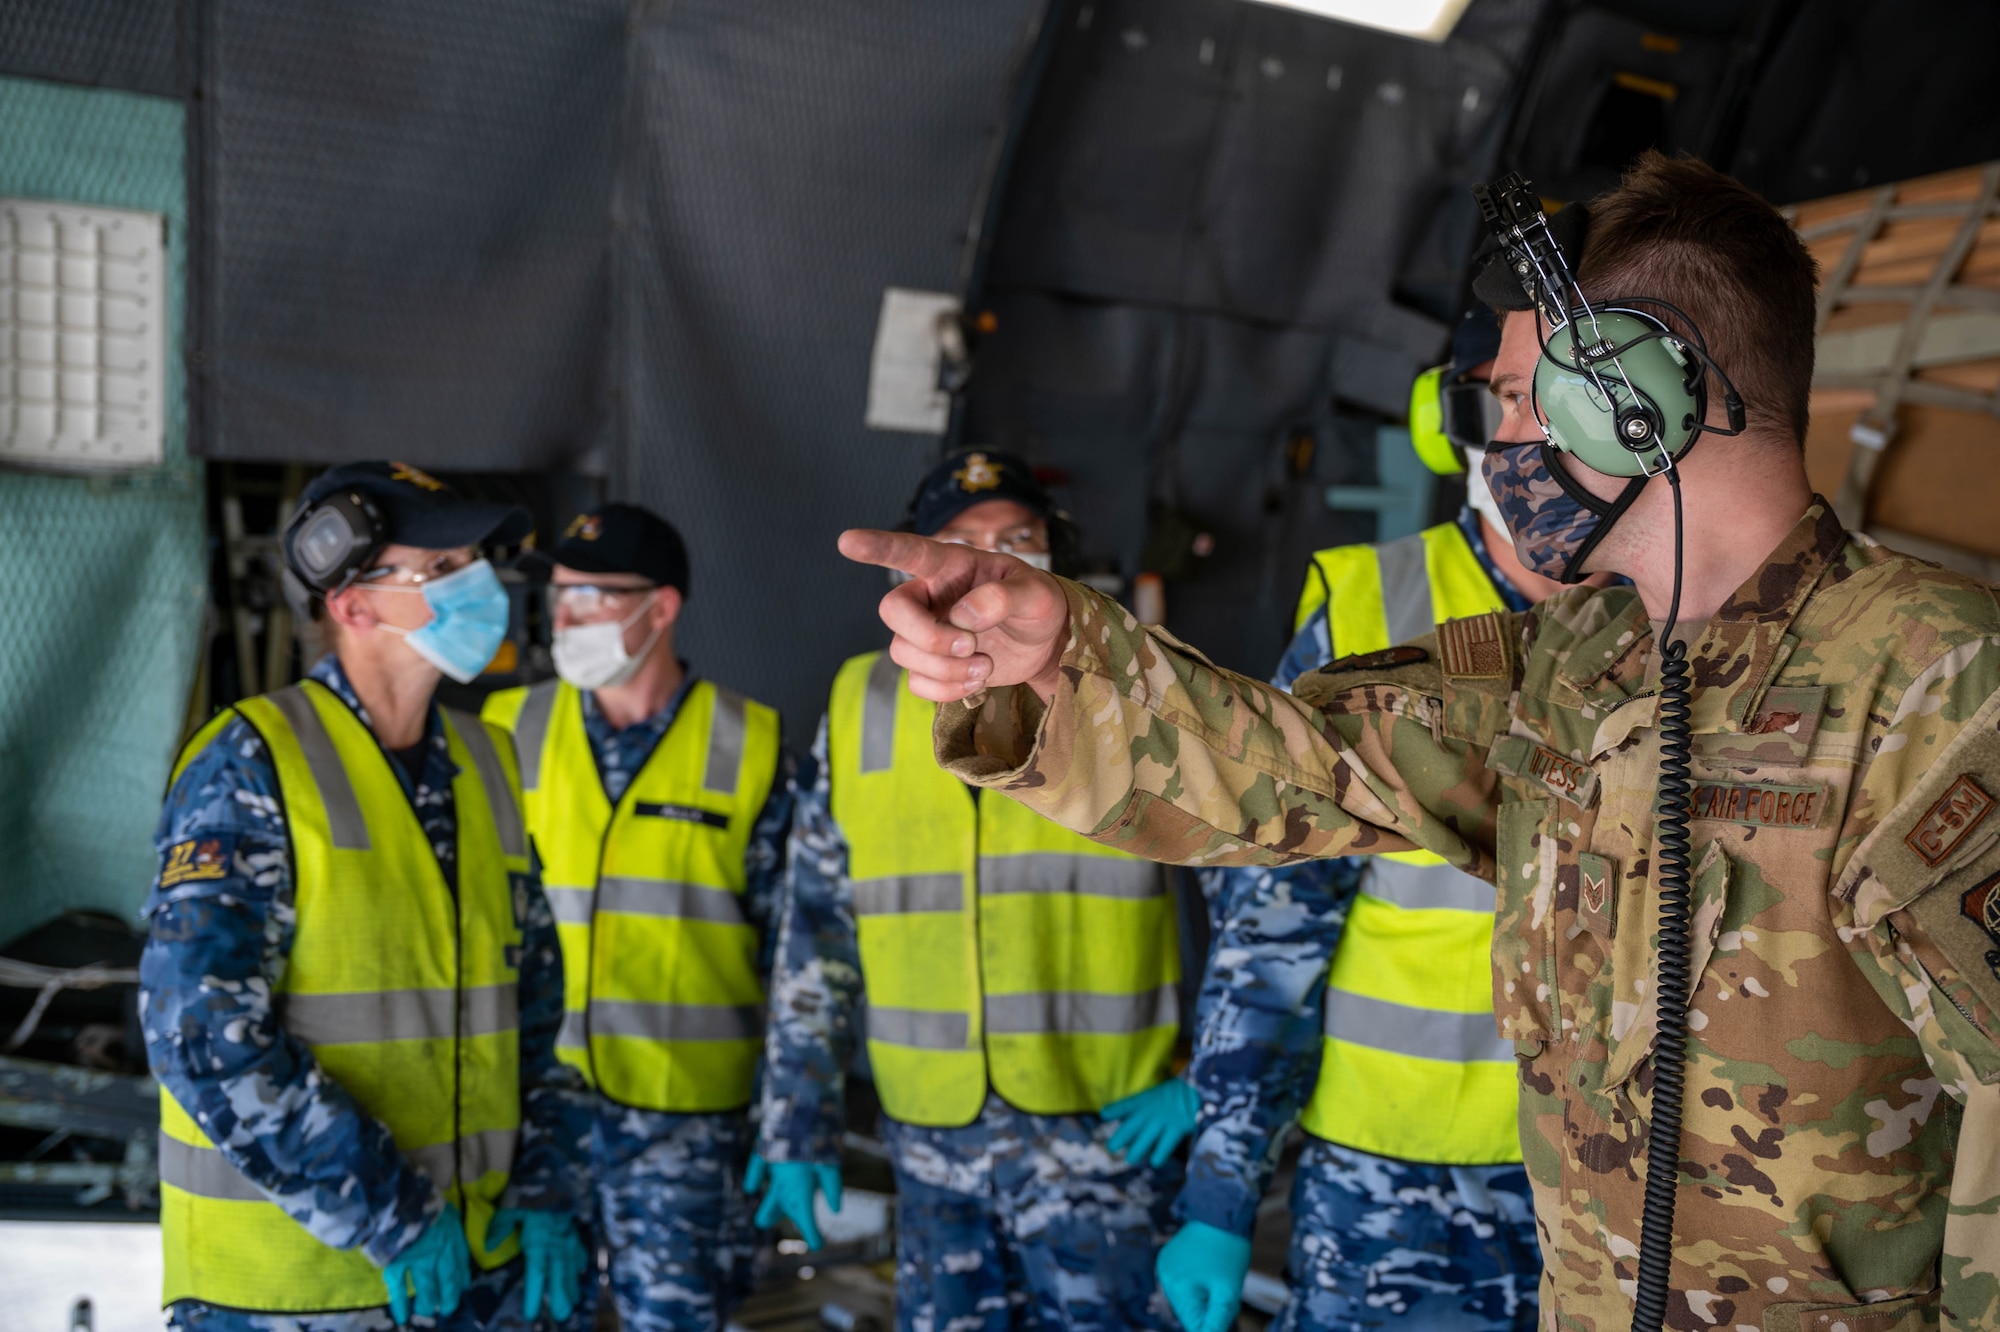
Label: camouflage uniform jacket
xmin=141 ymin=656 xmax=589 ymax=1277
xmin=1184 ymin=509 xmax=1528 ymax=1238
xmin=934 ymin=500 xmax=2000 ymax=1331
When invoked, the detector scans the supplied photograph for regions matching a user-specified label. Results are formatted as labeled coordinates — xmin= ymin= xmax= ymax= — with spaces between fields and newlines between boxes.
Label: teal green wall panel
xmin=0 ymin=78 xmax=206 ymax=945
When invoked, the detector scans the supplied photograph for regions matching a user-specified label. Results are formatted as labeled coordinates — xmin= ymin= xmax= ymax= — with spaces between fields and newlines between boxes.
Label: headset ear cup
xmin=1535 ymin=309 xmax=1702 ymax=478
xmin=283 ymin=489 xmax=385 ymax=593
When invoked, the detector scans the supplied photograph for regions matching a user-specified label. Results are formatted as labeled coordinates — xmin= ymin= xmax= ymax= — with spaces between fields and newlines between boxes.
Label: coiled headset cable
xmin=1632 ymin=464 xmax=1694 ymax=1332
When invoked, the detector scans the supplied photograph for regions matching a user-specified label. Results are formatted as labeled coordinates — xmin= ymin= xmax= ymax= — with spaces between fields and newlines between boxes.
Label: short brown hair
xmin=1578 ymin=152 xmax=1818 ymax=446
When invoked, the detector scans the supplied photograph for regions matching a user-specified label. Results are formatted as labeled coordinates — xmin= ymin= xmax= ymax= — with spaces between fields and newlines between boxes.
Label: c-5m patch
xmin=1438 ymin=612 xmax=1508 ymax=678
xmin=1322 ymin=645 xmax=1430 ymax=674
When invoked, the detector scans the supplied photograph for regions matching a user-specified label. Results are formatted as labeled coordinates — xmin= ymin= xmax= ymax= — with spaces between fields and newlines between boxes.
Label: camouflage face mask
xmin=1479 ymin=441 xmax=1645 ymax=584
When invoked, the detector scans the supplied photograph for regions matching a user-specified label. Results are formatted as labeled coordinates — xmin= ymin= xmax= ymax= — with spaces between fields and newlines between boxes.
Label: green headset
xmin=1473 ymin=173 xmax=1744 ymax=480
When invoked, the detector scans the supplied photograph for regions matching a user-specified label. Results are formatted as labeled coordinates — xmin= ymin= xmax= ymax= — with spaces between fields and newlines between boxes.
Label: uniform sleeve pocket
xmin=1491 ymin=799 xmax=1557 ymax=1041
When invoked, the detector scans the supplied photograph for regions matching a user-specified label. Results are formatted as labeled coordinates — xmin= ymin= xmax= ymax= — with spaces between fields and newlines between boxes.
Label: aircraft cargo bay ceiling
xmin=3 ymin=0 xmax=2000 ymax=740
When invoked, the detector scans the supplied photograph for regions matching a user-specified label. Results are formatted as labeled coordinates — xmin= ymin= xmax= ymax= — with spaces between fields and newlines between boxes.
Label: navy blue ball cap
xmin=519 ymin=502 xmax=690 ymax=596
xmin=1471 ymin=201 xmax=1591 ymax=312
xmin=908 ymin=449 xmax=1057 ymax=538
xmin=1448 ymin=306 xmax=1502 ymax=381
xmin=302 ymin=460 xmax=531 ymax=551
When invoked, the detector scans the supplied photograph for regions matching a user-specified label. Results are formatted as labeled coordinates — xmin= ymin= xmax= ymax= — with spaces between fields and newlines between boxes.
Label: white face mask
xmin=1464 ymin=451 xmax=1507 ymax=537
xmin=552 ymin=594 xmax=662 ymax=691
xmin=1012 ymin=551 xmax=1052 ymax=572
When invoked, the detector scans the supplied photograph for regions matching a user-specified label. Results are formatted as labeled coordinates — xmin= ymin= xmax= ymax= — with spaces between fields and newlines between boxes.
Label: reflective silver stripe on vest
xmin=985 ymin=985 xmax=1179 ymax=1037
xmin=409 ymin=1126 xmax=518 ymax=1187
xmin=264 ymin=686 xmax=370 ymax=851
xmin=1359 ymin=859 xmax=1496 ymax=913
xmin=978 ymin=854 xmax=1162 ymax=900
xmin=513 ymin=680 xmax=561 ymax=794
xmin=597 ymin=876 xmax=746 ymax=925
xmin=859 ymin=653 xmax=901 ymax=774
xmin=280 ymin=984 xmax=519 ymax=1045
xmin=1376 ymin=531 xmax=1435 ymax=647
xmin=546 ymin=885 xmax=594 ymax=926
xmin=704 ymin=687 xmax=747 ymax=794
xmin=852 ymin=873 xmax=964 ymax=916
xmin=867 ymin=1006 xmax=969 ymax=1050
xmin=448 ymin=709 xmax=526 ymax=860
xmin=1321 ymin=990 xmax=1513 ymax=1064
xmin=556 ymin=1008 xmax=589 ymax=1053
xmin=589 ymin=1000 xmax=762 ymax=1043
xmin=157 ymin=1133 xmax=266 ymax=1202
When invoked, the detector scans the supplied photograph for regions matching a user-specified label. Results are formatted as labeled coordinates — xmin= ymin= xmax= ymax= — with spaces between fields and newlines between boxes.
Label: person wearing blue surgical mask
xmin=141 ymin=460 xmax=593 ymax=1332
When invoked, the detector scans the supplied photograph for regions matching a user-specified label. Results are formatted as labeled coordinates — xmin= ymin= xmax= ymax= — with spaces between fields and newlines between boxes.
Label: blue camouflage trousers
xmin=583 ymin=1104 xmax=762 ymax=1332
xmin=884 ymin=1095 xmax=1179 ymax=1332
xmin=166 ymin=1253 xmax=593 ymax=1332
xmin=1275 ymin=1139 xmax=1541 ymax=1332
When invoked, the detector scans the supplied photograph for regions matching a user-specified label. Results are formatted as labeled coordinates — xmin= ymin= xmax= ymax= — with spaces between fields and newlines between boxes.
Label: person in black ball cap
xmin=485 ymin=501 xmax=790 ymax=1332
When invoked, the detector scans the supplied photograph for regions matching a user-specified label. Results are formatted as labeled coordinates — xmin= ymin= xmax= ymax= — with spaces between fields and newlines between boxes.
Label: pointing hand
xmin=837 ymin=529 xmax=1070 ymax=703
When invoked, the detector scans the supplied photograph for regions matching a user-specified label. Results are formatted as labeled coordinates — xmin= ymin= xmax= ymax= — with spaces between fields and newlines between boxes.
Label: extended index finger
xmin=839 ymin=528 xmax=944 ymax=576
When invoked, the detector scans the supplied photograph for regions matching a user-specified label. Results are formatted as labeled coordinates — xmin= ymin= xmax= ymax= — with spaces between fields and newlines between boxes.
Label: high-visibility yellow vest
xmin=159 ymin=681 xmax=528 ymax=1313
xmin=827 ymin=652 xmax=1179 ymax=1129
xmin=1290 ymin=523 xmax=1522 ymax=1163
xmin=483 ymin=678 xmax=778 ymax=1113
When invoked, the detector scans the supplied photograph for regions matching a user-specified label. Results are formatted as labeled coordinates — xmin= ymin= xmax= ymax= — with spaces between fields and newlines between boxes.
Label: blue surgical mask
xmin=1479 ymin=440 xmax=1644 ymax=584
xmin=375 ymin=558 xmax=512 ymax=683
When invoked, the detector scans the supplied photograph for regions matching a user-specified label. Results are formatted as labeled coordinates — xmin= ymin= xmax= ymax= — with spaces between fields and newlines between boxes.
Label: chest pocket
xmin=1603 ymin=839 xmax=1732 ymax=1094
xmin=1492 ymin=798 xmax=1557 ymax=1042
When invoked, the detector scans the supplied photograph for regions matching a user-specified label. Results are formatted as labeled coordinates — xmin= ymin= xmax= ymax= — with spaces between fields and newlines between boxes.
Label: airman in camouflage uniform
xmin=145 ymin=654 xmax=594 ymax=1332
xmin=851 ymin=157 xmax=2000 ymax=1331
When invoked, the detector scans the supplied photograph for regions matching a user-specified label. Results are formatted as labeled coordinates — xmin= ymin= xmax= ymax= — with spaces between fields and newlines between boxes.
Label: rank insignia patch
xmin=1577 ymin=852 xmax=1616 ymax=939
xmin=1907 ymin=774 xmax=1995 ymax=867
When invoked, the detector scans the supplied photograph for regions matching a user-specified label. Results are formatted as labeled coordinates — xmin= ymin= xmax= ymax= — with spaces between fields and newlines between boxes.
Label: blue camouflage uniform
xmin=761 ymin=719 xmax=1178 ymax=1332
xmin=570 ymin=678 xmax=792 ymax=1332
xmin=1185 ymin=509 xmax=1543 ymax=1332
xmin=143 ymin=656 xmax=594 ymax=1332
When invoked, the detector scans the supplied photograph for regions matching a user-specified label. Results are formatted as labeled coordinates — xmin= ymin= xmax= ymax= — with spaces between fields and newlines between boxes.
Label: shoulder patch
xmin=1438 ymin=612 xmax=1508 ymax=679
xmin=1906 ymin=774 xmax=1995 ymax=867
xmin=161 ymin=836 xmax=231 ymax=888
xmin=1323 ymin=645 xmax=1429 ymax=674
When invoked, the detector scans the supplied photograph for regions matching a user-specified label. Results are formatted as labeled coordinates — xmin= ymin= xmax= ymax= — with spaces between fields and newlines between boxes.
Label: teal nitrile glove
xmin=1102 ymin=1078 xmax=1199 ymax=1168
xmin=1157 ymin=1221 xmax=1252 ymax=1332
xmin=381 ymin=1206 xmax=472 ymax=1326
xmin=744 ymin=1152 xmax=842 ymax=1251
xmin=490 ymin=1208 xmax=590 ymax=1322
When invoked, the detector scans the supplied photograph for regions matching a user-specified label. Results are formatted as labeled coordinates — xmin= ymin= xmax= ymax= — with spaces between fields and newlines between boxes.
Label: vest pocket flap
xmin=1604 ymin=839 xmax=1731 ymax=1095
xmin=1760 ymin=1289 xmax=1937 ymax=1332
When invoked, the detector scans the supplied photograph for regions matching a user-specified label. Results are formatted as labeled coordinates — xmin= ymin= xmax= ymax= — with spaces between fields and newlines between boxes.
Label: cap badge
xmin=954 ymin=452 xmax=1003 ymax=494
xmin=565 ymin=514 xmax=604 ymax=541
xmin=389 ymin=462 xmax=446 ymax=492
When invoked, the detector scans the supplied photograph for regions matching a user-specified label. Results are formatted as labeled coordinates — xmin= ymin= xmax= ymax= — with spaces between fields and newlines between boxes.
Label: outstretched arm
xmin=839 ymin=529 xmax=1504 ymax=873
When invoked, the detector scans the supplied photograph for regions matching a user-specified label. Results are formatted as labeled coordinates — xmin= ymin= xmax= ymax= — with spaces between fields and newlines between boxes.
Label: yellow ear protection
xmin=1409 ymin=363 xmax=1508 ymax=476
